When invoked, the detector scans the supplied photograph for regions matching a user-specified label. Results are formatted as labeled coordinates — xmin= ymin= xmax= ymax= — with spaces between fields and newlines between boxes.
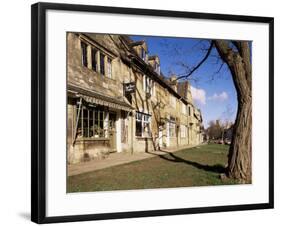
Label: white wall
xmin=0 ymin=0 xmax=280 ymax=225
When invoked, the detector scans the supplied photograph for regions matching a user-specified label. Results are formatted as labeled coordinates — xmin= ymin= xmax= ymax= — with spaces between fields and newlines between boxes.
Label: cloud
xmin=191 ymin=86 xmax=206 ymax=105
xmin=208 ymin=91 xmax=228 ymax=102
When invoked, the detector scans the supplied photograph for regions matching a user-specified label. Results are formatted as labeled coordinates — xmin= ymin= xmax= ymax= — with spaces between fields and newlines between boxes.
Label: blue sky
xmin=130 ymin=35 xmax=238 ymax=128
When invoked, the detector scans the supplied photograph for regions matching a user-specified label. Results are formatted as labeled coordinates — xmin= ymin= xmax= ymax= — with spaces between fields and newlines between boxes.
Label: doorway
xmin=108 ymin=112 xmax=117 ymax=151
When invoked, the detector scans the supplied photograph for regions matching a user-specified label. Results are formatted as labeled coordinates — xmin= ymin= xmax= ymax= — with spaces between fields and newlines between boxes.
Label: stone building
xmin=67 ymin=32 xmax=204 ymax=164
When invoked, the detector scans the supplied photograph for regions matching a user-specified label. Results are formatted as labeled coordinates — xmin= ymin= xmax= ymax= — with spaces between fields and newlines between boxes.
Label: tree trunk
xmin=214 ymin=40 xmax=252 ymax=183
xmin=228 ymin=93 xmax=252 ymax=182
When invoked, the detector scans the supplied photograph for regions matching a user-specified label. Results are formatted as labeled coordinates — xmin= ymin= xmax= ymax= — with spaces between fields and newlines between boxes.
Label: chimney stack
xmin=169 ymin=75 xmax=178 ymax=92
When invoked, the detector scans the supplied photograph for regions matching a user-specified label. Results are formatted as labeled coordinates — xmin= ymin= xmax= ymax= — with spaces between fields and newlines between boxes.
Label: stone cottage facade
xmin=67 ymin=32 xmax=204 ymax=164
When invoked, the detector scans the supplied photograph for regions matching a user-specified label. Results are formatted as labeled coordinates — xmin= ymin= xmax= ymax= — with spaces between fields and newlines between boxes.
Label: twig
xmin=175 ymin=41 xmax=214 ymax=81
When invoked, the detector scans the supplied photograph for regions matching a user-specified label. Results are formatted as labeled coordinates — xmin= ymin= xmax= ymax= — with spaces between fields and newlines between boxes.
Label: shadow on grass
xmin=148 ymin=149 xmax=226 ymax=174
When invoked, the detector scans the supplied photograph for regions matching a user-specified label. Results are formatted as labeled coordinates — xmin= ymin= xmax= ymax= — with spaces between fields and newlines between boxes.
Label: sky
xmin=130 ymin=35 xmax=238 ymax=128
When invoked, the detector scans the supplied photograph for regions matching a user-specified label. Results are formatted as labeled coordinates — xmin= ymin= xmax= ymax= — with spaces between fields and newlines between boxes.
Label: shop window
xmin=136 ymin=112 xmax=142 ymax=137
xmin=76 ymin=107 xmax=82 ymax=138
xmin=76 ymin=105 xmax=105 ymax=138
xmin=94 ymin=110 xmax=104 ymax=137
xmin=89 ymin=109 xmax=94 ymax=137
xmin=143 ymin=114 xmax=150 ymax=137
xmin=82 ymin=109 xmax=89 ymax=137
xmin=135 ymin=112 xmax=151 ymax=137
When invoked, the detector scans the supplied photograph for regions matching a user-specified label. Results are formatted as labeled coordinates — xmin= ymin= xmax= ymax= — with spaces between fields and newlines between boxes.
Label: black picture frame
xmin=31 ymin=2 xmax=274 ymax=224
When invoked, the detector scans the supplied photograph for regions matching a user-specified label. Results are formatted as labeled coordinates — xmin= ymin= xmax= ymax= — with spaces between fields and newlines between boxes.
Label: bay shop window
xmin=76 ymin=105 xmax=107 ymax=139
xmin=136 ymin=112 xmax=151 ymax=137
xmin=80 ymin=40 xmax=112 ymax=78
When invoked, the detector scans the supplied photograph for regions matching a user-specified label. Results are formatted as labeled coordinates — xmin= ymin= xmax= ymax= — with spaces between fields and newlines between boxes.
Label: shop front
xmin=67 ymin=85 xmax=133 ymax=164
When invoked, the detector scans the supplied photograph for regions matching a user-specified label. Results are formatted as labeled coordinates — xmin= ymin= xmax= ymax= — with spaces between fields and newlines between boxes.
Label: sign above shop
xmin=124 ymin=82 xmax=136 ymax=94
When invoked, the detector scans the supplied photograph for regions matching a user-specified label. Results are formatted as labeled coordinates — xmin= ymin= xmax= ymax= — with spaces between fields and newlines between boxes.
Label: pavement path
xmin=68 ymin=144 xmax=202 ymax=176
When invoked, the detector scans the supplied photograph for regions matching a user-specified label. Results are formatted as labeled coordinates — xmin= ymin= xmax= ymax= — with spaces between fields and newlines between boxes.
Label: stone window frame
xmin=79 ymin=37 xmax=114 ymax=79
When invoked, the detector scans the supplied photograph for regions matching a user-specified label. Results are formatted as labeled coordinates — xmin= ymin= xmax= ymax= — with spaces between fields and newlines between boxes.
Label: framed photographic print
xmin=31 ymin=2 xmax=274 ymax=224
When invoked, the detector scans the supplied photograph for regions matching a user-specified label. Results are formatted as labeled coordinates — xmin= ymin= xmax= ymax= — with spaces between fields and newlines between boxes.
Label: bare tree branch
xmin=175 ymin=41 xmax=214 ymax=81
xmin=231 ymin=41 xmax=242 ymax=54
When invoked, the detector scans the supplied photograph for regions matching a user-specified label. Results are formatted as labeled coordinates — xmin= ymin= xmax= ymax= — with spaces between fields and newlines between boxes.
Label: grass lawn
xmin=67 ymin=144 xmax=239 ymax=193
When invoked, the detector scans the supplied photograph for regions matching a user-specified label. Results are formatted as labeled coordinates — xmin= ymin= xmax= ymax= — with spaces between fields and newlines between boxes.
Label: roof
xmin=81 ymin=33 xmax=119 ymax=58
xmin=120 ymin=36 xmax=193 ymax=105
xmin=129 ymin=40 xmax=145 ymax=47
xmin=78 ymin=33 xmax=194 ymax=107
xmin=148 ymin=55 xmax=158 ymax=60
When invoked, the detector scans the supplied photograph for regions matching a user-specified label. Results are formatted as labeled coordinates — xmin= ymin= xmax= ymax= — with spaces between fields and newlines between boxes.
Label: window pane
xmin=107 ymin=58 xmax=112 ymax=78
xmin=99 ymin=111 xmax=104 ymax=137
xmin=82 ymin=109 xmax=88 ymax=137
xmin=100 ymin=53 xmax=105 ymax=75
xmin=94 ymin=110 xmax=99 ymax=136
xmin=144 ymin=114 xmax=149 ymax=122
xmin=91 ymin=48 xmax=97 ymax=71
xmin=143 ymin=122 xmax=150 ymax=135
xmin=136 ymin=112 xmax=142 ymax=121
xmin=136 ymin=121 xmax=142 ymax=136
xmin=81 ymin=42 xmax=88 ymax=67
xmin=89 ymin=109 xmax=94 ymax=137
xmin=76 ymin=106 xmax=82 ymax=137
xmin=135 ymin=112 xmax=151 ymax=137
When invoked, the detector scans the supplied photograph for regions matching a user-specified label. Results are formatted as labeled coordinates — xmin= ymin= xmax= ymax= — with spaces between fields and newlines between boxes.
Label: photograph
xmin=66 ymin=32 xmax=252 ymax=193
xmin=30 ymin=2 xmax=273 ymax=223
